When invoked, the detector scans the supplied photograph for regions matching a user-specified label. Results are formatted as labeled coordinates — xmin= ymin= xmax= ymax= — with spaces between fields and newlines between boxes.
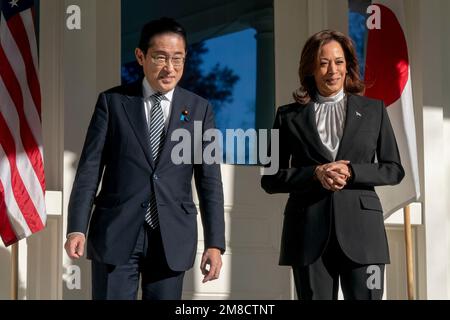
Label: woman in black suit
xmin=261 ymin=30 xmax=404 ymax=300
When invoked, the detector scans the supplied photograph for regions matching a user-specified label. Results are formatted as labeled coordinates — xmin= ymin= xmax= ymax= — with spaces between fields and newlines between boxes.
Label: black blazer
xmin=261 ymin=94 xmax=404 ymax=266
xmin=67 ymin=81 xmax=225 ymax=271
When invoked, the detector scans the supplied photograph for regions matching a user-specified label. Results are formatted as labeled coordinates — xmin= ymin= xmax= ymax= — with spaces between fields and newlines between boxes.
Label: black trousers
xmin=92 ymin=224 xmax=185 ymax=300
xmin=292 ymin=216 xmax=385 ymax=300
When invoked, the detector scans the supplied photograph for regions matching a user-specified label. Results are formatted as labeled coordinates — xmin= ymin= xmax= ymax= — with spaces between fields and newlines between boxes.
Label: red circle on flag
xmin=364 ymin=4 xmax=409 ymax=107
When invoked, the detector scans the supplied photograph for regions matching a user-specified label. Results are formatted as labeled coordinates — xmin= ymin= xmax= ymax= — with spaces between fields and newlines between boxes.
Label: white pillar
xmin=274 ymin=0 xmax=308 ymax=107
xmin=417 ymin=0 xmax=450 ymax=299
xmin=61 ymin=0 xmax=121 ymax=300
xmin=252 ymin=9 xmax=276 ymax=130
xmin=307 ymin=0 xmax=348 ymax=36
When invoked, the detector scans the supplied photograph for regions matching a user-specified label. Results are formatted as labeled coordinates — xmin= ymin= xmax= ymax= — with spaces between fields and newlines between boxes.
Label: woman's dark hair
xmin=138 ymin=17 xmax=187 ymax=53
xmin=293 ymin=29 xmax=365 ymax=104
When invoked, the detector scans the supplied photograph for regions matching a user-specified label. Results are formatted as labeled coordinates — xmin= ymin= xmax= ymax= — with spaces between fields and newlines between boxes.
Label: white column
xmin=307 ymin=0 xmax=348 ymax=35
xmin=440 ymin=0 xmax=450 ymax=300
xmin=61 ymin=0 xmax=121 ymax=300
xmin=251 ymin=10 xmax=276 ymax=130
xmin=274 ymin=0 xmax=309 ymax=107
xmin=421 ymin=107 xmax=447 ymax=299
xmin=417 ymin=0 xmax=450 ymax=299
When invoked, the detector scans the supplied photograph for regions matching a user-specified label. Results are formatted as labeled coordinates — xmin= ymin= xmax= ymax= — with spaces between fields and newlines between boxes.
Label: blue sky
xmin=201 ymin=28 xmax=257 ymax=132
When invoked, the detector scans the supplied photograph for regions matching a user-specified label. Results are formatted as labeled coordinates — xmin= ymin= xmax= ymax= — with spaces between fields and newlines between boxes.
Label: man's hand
xmin=64 ymin=234 xmax=86 ymax=259
xmin=200 ymin=248 xmax=222 ymax=283
xmin=315 ymin=160 xmax=351 ymax=191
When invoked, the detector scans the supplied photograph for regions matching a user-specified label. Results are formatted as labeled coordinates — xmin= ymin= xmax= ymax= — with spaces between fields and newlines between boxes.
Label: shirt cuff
xmin=66 ymin=232 xmax=85 ymax=239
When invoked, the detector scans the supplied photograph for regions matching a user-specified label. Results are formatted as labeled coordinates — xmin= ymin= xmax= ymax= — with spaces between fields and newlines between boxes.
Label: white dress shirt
xmin=142 ymin=78 xmax=174 ymax=129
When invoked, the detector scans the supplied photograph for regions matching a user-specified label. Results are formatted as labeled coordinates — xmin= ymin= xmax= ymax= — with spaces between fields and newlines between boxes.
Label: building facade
xmin=1 ymin=0 xmax=450 ymax=300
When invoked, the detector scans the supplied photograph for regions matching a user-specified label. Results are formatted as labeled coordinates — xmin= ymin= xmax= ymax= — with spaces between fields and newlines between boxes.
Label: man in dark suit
xmin=64 ymin=17 xmax=225 ymax=300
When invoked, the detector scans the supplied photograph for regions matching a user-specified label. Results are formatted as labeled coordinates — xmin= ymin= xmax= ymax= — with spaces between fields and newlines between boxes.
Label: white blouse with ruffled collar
xmin=313 ymin=88 xmax=347 ymax=160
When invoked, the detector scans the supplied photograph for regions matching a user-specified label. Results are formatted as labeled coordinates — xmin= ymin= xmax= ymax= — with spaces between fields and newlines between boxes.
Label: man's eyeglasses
xmin=150 ymin=55 xmax=186 ymax=67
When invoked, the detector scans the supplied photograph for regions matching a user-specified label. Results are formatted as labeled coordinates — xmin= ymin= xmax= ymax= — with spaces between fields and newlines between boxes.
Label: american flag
xmin=0 ymin=0 xmax=46 ymax=246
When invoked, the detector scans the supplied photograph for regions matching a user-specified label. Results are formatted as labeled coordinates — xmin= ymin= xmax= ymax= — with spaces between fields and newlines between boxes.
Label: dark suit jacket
xmin=261 ymin=94 xmax=404 ymax=266
xmin=67 ymin=81 xmax=225 ymax=271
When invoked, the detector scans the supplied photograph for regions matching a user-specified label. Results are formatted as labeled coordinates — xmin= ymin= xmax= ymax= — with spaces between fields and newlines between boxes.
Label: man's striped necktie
xmin=145 ymin=92 xmax=165 ymax=229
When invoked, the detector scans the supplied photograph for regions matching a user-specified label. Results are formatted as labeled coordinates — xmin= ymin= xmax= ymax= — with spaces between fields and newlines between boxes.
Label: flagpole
xmin=403 ymin=205 xmax=415 ymax=299
xmin=10 ymin=242 xmax=18 ymax=300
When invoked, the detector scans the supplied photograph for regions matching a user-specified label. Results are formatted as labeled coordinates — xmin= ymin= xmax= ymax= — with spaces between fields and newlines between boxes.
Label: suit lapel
xmin=290 ymin=102 xmax=334 ymax=163
xmin=121 ymin=83 xmax=155 ymax=170
xmin=157 ymin=87 xmax=189 ymax=168
xmin=335 ymin=94 xmax=364 ymax=160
